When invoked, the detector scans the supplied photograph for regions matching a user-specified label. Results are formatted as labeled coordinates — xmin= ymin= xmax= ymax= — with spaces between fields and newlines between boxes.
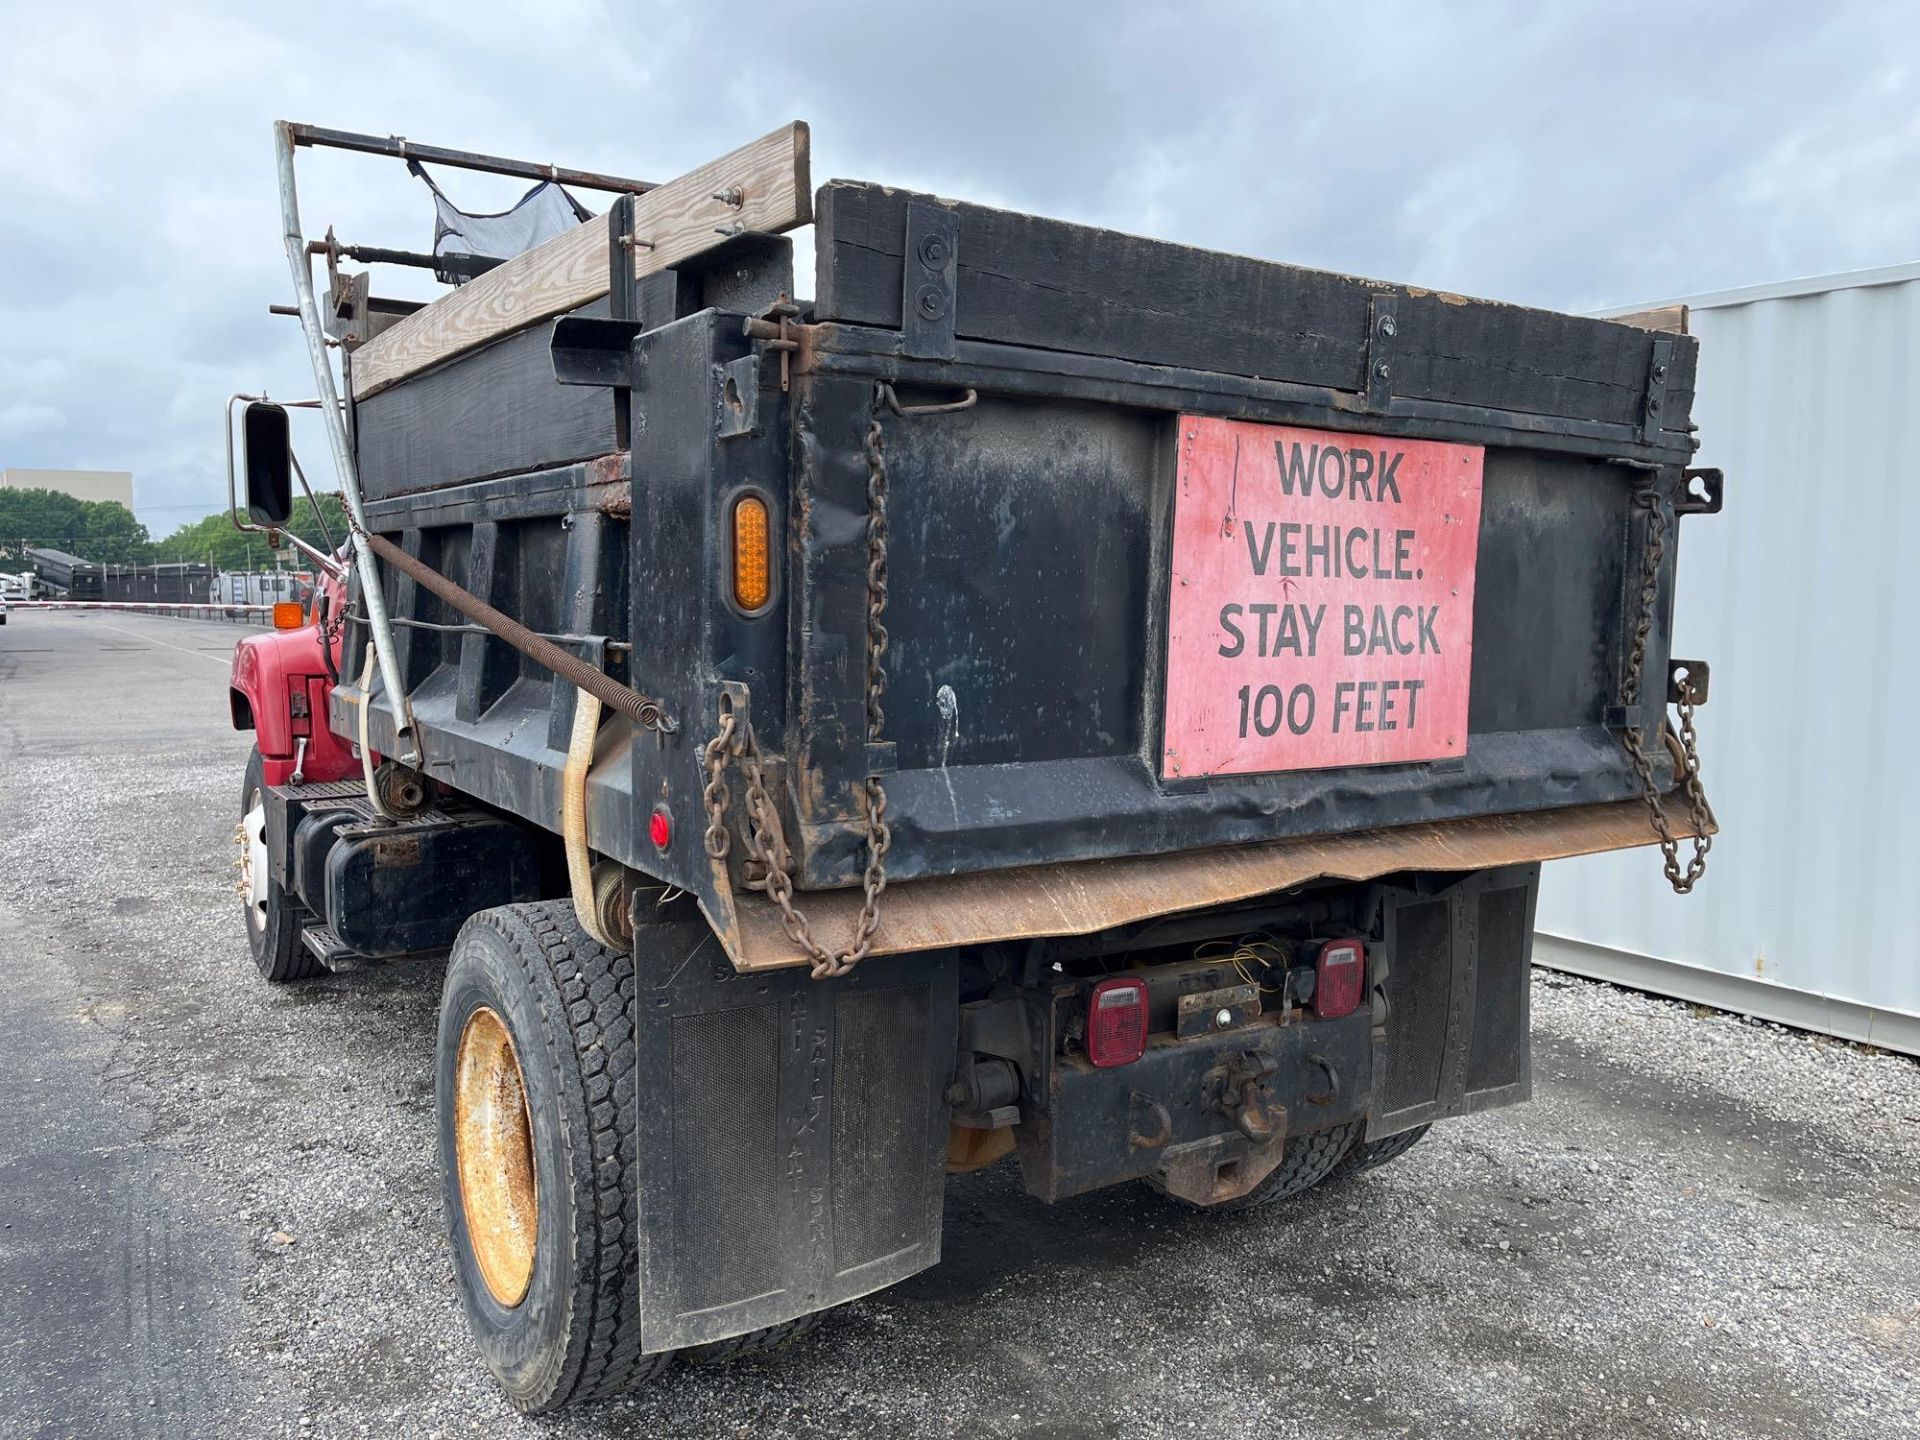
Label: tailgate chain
xmin=702 ymin=383 xmax=895 ymax=978
xmin=1620 ymin=486 xmax=1712 ymax=893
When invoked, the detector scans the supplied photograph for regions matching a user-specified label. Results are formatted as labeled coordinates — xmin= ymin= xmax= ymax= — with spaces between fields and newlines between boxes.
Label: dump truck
xmin=228 ymin=119 xmax=1719 ymax=1410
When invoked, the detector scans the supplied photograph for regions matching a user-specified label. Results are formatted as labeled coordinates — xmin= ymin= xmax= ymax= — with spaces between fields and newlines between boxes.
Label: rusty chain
xmin=1619 ymin=486 xmax=1713 ymax=893
xmin=702 ymin=385 xmax=895 ymax=978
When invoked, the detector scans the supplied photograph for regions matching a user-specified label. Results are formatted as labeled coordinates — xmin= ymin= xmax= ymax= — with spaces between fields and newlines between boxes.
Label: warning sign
xmin=1162 ymin=417 xmax=1484 ymax=778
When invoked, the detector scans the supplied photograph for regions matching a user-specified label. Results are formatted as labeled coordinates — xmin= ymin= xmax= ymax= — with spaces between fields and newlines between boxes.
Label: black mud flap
xmin=1368 ymin=862 xmax=1538 ymax=1140
xmin=631 ymin=930 xmax=959 ymax=1352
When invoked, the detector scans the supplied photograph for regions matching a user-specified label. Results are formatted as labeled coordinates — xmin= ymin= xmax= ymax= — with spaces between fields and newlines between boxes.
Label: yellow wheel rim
xmin=453 ymin=1006 xmax=538 ymax=1307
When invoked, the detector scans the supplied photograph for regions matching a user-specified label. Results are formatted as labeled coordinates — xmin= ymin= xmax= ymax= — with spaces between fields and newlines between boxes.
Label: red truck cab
xmin=229 ymin=572 xmax=357 ymax=786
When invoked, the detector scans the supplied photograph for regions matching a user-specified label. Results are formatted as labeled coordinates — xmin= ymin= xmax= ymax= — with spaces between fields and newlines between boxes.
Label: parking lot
xmin=2 ymin=609 xmax=1917 ymax=1440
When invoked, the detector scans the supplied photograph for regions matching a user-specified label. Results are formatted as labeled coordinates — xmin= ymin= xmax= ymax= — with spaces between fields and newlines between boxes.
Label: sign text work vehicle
xmin=1163 ymin=417 xmax=1485 ymax=778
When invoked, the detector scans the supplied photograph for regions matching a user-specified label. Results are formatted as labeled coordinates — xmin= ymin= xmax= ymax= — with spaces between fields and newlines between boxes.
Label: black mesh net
xmin=408 ymin=160 xmax=593 ymax=284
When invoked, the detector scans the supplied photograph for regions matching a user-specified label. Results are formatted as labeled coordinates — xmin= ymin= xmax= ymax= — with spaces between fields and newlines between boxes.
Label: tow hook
xmin=1205 ymin=1052 xmax=1284 ymax=1144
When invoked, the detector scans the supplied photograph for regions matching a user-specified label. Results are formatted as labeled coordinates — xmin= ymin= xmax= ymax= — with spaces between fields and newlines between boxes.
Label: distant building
xmin=0 ymin=467 xmax=135 ymax=509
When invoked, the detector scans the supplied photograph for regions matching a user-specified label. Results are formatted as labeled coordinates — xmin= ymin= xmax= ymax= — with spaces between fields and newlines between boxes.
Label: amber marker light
xmin=732 ymin=494 xmax=771 ymax=611
xmin=272 ymin=601 xmax=305 ymax=630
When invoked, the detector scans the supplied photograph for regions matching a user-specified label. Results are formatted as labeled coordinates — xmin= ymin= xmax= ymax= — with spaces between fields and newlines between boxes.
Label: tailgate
xmin=778 ymin=182 xmax=1703 ymax=893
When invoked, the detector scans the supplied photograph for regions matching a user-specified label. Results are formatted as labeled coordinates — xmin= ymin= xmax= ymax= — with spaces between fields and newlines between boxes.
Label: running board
xmin=300 ymin=921 xmax=447 ymax=973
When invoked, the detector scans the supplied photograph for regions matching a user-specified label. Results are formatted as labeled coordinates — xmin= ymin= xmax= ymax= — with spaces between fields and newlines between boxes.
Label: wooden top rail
xmin=350 ymin=122 xmax=811 ymax=400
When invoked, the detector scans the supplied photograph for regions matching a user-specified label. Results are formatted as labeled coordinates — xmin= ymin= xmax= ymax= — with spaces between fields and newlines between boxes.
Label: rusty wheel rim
xmin=453 ymin=1006 xmax=538 ymax=1308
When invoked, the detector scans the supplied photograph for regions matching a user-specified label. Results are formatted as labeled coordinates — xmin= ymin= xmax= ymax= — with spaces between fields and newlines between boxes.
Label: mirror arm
xmin=278 ymin=531 xmax=349 ymax=580
xmin=288 ymin=450 xmax=339 ymax=555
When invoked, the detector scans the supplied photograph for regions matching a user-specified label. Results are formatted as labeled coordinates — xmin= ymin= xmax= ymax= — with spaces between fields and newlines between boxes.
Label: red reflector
xmin=1087 ymin=976 xmax=1149 ymax=1068
xmin=1313 ymin=939 xmax=1367 ymax=1019
xmin=648 ymin=808 xmax=672 ymax=850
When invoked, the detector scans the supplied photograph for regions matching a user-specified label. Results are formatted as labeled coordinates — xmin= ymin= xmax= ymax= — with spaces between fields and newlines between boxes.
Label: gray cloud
xmin=3 ymin=0 xmax=1915 ymax=531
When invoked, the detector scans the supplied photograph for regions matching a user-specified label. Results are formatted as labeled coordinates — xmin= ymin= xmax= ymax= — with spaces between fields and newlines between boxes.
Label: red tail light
xmin=1313 ymin=939 xmax=1367 ymax=1019
xmin=1087 ymin=977 xmax=1149 ymax=1067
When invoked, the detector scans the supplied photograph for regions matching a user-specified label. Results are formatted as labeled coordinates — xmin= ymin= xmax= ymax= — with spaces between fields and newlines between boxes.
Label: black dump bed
xmin=339 ymin=178 xmax=1712 ymax=970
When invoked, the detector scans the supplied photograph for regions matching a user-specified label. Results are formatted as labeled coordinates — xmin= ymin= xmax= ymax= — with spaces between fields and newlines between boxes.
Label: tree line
xmin=0 ymin=487 xmax=347 ymax=571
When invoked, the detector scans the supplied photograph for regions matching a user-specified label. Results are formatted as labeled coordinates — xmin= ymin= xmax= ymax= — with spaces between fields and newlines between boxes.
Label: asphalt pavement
xmin=2 ymin=609 xmax=1917 ymax=1440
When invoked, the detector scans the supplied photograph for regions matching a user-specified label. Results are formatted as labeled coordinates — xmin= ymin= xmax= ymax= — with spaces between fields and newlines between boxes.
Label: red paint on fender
xmin=1162 ymin=417 xmax=1484 ymax=779
xmin=229 ymin=573 xmax=360 ymax=785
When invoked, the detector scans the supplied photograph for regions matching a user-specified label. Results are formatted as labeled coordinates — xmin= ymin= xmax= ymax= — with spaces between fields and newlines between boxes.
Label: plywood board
xmin=719 ymin=797 xmax=1712 ymax=972
xmin=1608 ymin=304 xmax=1690 ymax=334
xmin=351 ymin=121 xmax=810 ymax=399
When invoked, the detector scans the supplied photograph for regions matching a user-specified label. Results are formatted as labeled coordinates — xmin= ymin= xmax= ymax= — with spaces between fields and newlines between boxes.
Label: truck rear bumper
xmin=709 ymin=794 xmax=1711 ymax=973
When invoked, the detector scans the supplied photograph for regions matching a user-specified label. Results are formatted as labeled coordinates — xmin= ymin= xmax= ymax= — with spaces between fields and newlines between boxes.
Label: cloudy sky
xmin=3 ymin=0 xmax=1916 ymax=533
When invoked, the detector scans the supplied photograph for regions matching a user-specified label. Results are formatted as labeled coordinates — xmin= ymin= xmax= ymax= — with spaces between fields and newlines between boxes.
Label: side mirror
xmin=242 ymin=401 xmax=294 ymax=527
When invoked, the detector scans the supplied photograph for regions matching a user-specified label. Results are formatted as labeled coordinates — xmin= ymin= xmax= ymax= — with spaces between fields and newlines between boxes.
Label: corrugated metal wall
xmin=1537 ymin=266 xmax=1920 ymax=1053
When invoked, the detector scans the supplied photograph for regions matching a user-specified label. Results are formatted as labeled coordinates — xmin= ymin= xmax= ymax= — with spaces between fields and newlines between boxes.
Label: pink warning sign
xmin=1162 ymin=417 xmax=1485 ymax=779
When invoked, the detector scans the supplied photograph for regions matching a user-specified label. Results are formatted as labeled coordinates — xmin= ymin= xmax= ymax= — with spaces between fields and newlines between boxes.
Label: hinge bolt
xmin=1374 ymin=361 xmax=1391 ymax=380
xmin=1378 ymin=315 xmax=1397 ymax=338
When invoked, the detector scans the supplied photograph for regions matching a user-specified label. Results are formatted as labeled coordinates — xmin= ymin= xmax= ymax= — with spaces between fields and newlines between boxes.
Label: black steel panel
xmin=882 ymin=394 xmax=1157 ymax=768
xmin=1467 ymin=452 xmax=1628 ymax=733
xmin=814 ymin=181 xmax=1697 ymax=441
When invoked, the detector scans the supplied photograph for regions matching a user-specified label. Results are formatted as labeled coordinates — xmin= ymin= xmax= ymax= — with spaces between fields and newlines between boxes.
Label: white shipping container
xmin=1538 ymin=264 xmax=1920 ymax=1055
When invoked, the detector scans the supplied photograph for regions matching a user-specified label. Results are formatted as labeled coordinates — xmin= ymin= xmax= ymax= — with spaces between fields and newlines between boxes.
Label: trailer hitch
xmin=1203 ymin=1051 xmax=1285 ymax=1145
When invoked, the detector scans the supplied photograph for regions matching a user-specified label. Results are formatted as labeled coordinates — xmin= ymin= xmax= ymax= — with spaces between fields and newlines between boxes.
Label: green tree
xmin=151 ymin=493 xmax=348 ymax=572
xmin=0 ymin=489 xmax=154 ymax=566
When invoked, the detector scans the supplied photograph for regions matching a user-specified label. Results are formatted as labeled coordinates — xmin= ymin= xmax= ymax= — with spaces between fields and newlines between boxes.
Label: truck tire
xmin=436 ymin=902 xmax=668 ymax=1411
xmin=240 ymin=750 xmax=319 ymax=983
xmin=1329 ymin=1123 xmax=1431 ymax=1180
xmin=1148 ymin=1120 xmax=1364 ymax=1214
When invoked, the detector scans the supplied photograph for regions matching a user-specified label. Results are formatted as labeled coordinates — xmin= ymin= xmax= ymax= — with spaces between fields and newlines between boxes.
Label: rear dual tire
xmin=1329 ymin=1122 xmax=1431 ymax=1180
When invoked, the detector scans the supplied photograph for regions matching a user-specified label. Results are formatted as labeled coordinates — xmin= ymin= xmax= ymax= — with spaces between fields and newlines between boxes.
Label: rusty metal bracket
xmin=1126 ymin=1091 xmax=1173 ymax=1151
xmin=1675 ymin=467 xmax=1724 ymax=515
xmin=1641 ymin=333 xmax=1676 ymax=442
xmin=1364 ymin=293 xmax=1398 ymax=412
xmin=902 ymin=200 xmax=959 ymax=361
xmin=741 ymin=297 xmax=801 ymax=391
xmin=1668 ymin=658 xmax=1709 ymax=705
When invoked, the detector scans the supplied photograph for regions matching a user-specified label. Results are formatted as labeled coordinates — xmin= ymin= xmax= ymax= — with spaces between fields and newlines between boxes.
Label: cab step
xmin=299 ymin=923 xmax=362 ymax=972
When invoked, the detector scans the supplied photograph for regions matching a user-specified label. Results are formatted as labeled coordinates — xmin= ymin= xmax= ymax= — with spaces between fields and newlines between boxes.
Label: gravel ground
xmin=2 ymin=610 xmax=1917 ymax=1440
